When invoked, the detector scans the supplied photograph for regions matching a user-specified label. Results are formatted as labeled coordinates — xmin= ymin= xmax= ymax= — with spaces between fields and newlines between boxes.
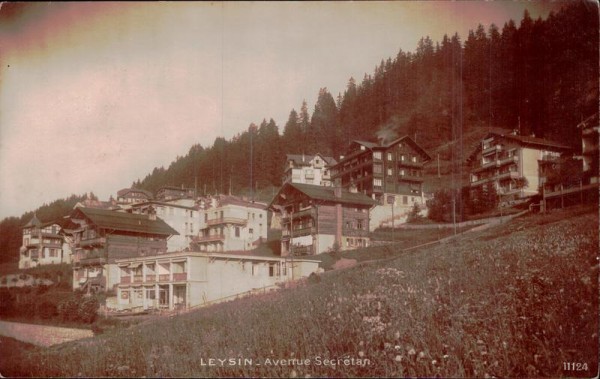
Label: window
xmin=400 ymin=169 xmax=405 ymax=176
xmin=373 ymin=152 xmax=382 ymax=160
xmin=282 ymin=263 xmax=287 ymax=276
xmin=374 ymin=164 xmax=383 ymax=174
xmin=315 ymin=159 xmax=320 ymax=164
xmin=235 ymin=227 xmax=240 ymax=237
xmin=400 ymin=155 xmax=405 ymax=161
xmin=374 ymin=179 xmax=382 ymax=187
xmin=204 ymin=213 xmax=208 ymax=222
xmin=269 ymin=263 xmax=275 ymax=277
xmin=357 ymin=220 xmax=363 ymax=229
xmin=387 ymin=168 xmax=393 ymax=176
xmin=251 ymin=263 xmax=257 ymax=276
xmin=387 ymin=152 xmax=393 ymax=161
xmin=403 ymin=196 xmax=408 ymax=204
xmin=412 ymin=156 xmax=417 ymax=163
xmin=249 ymin=228 xmax=254 ymax=235
xmin=50 ymin=248 xmax=57 ymax=257
xmin=169 ymin=207 xmax=174 ymax=216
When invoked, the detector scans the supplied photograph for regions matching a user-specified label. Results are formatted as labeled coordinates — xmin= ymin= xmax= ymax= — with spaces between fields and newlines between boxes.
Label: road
xmin=0 ymin=320 xmax=94 ymax=347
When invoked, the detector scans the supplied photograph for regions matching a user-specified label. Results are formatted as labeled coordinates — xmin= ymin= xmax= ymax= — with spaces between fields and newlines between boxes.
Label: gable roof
xmin=285 ymin=153 xmax=337 ymax=167
xmin=73 ymin=207 xmax=178 ymax=236
xmin=345 ymin=136 xmax=432 ymax=162
xmin=271 ymin=183 xmax=378 ymax=207
xmin=23 ymin=214 xmax=41 ymax=228
xmin=117 ymin=188 xmax=153 ymax=199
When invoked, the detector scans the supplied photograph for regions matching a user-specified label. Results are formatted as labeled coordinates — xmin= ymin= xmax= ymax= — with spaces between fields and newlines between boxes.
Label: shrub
xmin=37 ymin=301 xmax=57 ymax=319
xmin=58 ymin=296 xmax=80 ymax=322
xmin=77 ymin=296 xmax=100 ymax=324
xmin=0 ymin=290 xmax=15 ymax=316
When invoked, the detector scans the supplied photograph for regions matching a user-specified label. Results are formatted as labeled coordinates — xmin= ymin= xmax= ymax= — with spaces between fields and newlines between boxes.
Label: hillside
xmin=3 ymin=205 xmax=597 ymax=378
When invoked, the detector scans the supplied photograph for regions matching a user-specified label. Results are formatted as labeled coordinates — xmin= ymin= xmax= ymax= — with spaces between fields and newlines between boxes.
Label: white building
xmin=114 ymin=251 xmax=320 ymax=310
xmin=192 ymin=195 xmax=268 ymax=252
xmin=282 ymin=153 xmax=337 ymax=187
xmin=18 ymin=215 xmax=71 ymax=269
xmin=128 ymin=200 xmax=199 ymax=252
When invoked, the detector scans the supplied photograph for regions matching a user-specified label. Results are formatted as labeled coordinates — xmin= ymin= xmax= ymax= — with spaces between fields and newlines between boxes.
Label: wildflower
xmin=418 ymin=351 xmax=425 ymax=359
xmin=394 ymin=331 xmax=400 ymax=340
xmin=408 ymin=348 xmax=416 ymax=356
xmin=395 ymin=345 xmax=401 ymax=350
xmin=384 ymin=342 xmax=393 ymax=349
xmin=432 ymin=360 xmax=437 ymax=366
xmin=358 ymin=351 xmax=365 ymax=358
xmin=443 ymin=355 xmax=449 ymax=360
xmin=395 ymin=355 xmax=403 ymax=362
xmin=290 ymin=369 xmax=298 ymax=378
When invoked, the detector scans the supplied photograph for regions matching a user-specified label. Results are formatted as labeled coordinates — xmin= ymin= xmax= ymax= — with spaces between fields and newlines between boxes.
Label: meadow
xmin=1 ymin=206 xmax=597 ymax=378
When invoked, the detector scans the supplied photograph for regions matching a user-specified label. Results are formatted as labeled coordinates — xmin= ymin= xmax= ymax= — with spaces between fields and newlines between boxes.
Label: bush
xmin=58 ymin=296 xmax=80 ymax=322
xmin=77 ymin=296 xmax=100 ymax=324
xmin=0 ymin=290 xmax=15 ymax=316
xmin=37 ymin=301 xmax=57 ymax=319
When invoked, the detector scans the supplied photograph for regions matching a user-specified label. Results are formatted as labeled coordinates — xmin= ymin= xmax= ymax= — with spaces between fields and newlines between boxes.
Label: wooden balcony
xmin=206 ymin=217 xmax=247 ymax=226
xmin=145 ymin=274 xmax=157 ymax=283
xmin=291 ymin=226 xmax=316 ymax=237
xmin=291 ymin=245 xmax=313 ymax=255
xmin=121 ymin=276 xmax=131 ymax=284
xmin=193 ymin=234 xmax=225 ymax=243
xmin=173 ymin=273 xmax=187 ymax=281
xmin=133 ymin=275 xmax=143 ymax=283
xmin=79 ymin=237 xmax=106 ymax=248
xmin=159 ymin=274 xmax=170 ymax=282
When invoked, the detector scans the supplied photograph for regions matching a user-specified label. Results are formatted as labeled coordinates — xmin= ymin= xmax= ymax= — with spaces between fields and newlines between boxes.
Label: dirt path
xmin=0 ymin=321 xmax=94 ymax=347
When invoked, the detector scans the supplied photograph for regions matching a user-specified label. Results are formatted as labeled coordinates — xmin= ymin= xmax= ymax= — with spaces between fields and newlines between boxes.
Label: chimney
xmin=334 ymin=186 xmax=342 ymax=198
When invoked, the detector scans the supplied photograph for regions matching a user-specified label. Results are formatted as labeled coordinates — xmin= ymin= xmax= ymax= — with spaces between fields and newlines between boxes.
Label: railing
xmin=497 ymin=171 xmax=520 ymax=180
xmin=133 ymin=275 xmax=143 ymax=283
xmin=173 ymin=273 xmax=187 ymax=281
xmin=145 ymin=274 xmax=157 ymax=282
xmin=79 ymin=237 xmax=106 ymax=248
xmin=159 ymin=274 xmax=170 ymax=282
xmin=26 ymin=240 xmax=40 ymax=247
xmin=193 ymin=234 xmax=225 ymax=243
xmin=206 ymin=217 xmax=247 ymax=226
xmin=398 ymin=174 xmax=424 ymax=182
xmin=30 ymin=251 xmax=39 ymax=260
xmin=482 ymin=144 xmax=501 ymax=155
xmin=397 ymin=160 xmax=423 ymax=168
xmin=79 ymin=257 xmax=106 ymax=265
xmin=291 ymin=226 xmax=316 ymax=237
xmin=291 ymin=245 xmax=313 ymax=255
xmin=121 ymin=276 xmax=131 ymax=284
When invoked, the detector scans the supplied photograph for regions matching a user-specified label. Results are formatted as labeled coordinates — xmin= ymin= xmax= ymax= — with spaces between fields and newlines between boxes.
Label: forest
xmin=1 ymin=1 xmax=597 ymax=264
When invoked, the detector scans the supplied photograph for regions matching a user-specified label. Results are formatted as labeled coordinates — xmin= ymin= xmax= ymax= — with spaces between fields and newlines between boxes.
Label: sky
xmin=0 ymin=1 xmax=563 ymax=219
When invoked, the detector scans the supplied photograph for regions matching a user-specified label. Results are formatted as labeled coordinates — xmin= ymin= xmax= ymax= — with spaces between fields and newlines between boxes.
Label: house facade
xmin=116 ymin=188 xmax=153 ymax=205
xmin=331 ymin=137 xmax=432 ymax=206
xmin=114 ymin=251 xmax=320 ymax=310
xmin=65 ymin=207 xmax=178 ymax=293
xmin=191 ymin=195 xmax=268 ymax=253
xmin=18 ymin=215 xmax=71 ymax=269
xmin=128 ymin=200 xmax=199 ymax=252
xmin=270 ymin=183 xmax=377 ymax=256
xmin=467 ymin=132 xmax=573 ymax=199
xmin=282 ymin=153 xmax=337 ymax=187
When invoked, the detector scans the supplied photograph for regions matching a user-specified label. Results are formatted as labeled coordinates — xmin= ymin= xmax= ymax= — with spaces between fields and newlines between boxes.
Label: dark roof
xmin=344 ymin=136 xmax=432 ymax=162
xmin=272 ymin=183 xmax=378 ymax=207
xmin=23 ymin=214 xmax=41 ymax=228
xmin=117 ymin=188 xmax=153 ymax=199
xmin=129 ymin=200 xmax=198 ymax=211
xmin=500 ymin=134 xmax=573 ymax=150
xmin=74 ymin=207 xmax=179 ymax=236
xmin=285 ymin=153 xmax=337 ymax=166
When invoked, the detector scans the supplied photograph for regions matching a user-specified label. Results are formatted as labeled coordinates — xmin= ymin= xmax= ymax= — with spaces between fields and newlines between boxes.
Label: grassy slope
xmin=2 ymin=207 xmax=598 ymax=378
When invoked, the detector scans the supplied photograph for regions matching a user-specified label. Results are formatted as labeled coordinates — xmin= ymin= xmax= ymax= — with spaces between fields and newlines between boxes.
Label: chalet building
xmin=467 ymin=132 xmax=573 ymax=199
xmin=578 ymin=114 xmax=599 ymax=184
xmin=156 ymin=186 xmax=195 ymax=201
xmin=270 ymin=183 xmax=377 ymax=256
xmin=114 ymin=251 xmax=319 ymax=311
xmin=331 ymin=137 xmax=432 ymax=205
xmin=65 ymin=207 xmax=178 ymax=293
xmin=116 ymin=188 xmax=153 ymax=205
xmin=191 ymin=195 xmax=268 ymax=253
xmin=18 ymin=215 xmax=71 ymax=269
xmin=282 ymin=153 xmax=337 ymax=187
xmin=128 ymin=200 xmax=199 ymax=252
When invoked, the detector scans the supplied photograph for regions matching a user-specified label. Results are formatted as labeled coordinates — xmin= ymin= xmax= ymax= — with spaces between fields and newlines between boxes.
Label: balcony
xmin=473 ymin=156 xmax=518 ymax=173
xmin=121 ymin=276 xmax=131 ymax=284
xmin=206 ymin=217 xmax=247 ymax=226
xmin=173 ymin=273 xmax=187 ymax=281
xmin=497 ymin=171 xmax=521 ymax=180
xmin=291 ymin=245 xmax=313 ymax=255
xmin=159 ymin=274 xmax=170 ymax=282
xmin=26 ymin=239 xmax=40 ymax=248
xmin=397 ymin=160 xmax=423 ymax=168
xmin=482 ymin=144 xmax=501 ymax=155
xmin=133 ymin=275 xmax=143 ymax=283
xmin=193 ymin=234 xmax=225 ymax=243
xmin=332 ymin=159 xmax=372 ymax=179
xmin=291 ymin=226 xmax=316 ymax=237
xmin=145 ymin=274 xmax=157 ymax=283
xmin=30 ymin=251 xmax=39 ymax=260
xmin=282 ymin=208 xmax=316 ymax=223
xmin=398 ymin=174 xmax=424 ymax=183
xmin=79 ymin=237 xmax=106 ymax=248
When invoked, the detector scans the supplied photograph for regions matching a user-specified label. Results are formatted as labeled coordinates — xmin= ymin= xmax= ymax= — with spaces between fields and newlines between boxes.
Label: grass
xmin=1 ymin=207 xmax=597 ymax=378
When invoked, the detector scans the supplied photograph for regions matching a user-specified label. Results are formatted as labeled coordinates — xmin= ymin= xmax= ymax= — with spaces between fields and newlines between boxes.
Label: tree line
xmin=132 ymin=2 xmax=598 ymax=198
